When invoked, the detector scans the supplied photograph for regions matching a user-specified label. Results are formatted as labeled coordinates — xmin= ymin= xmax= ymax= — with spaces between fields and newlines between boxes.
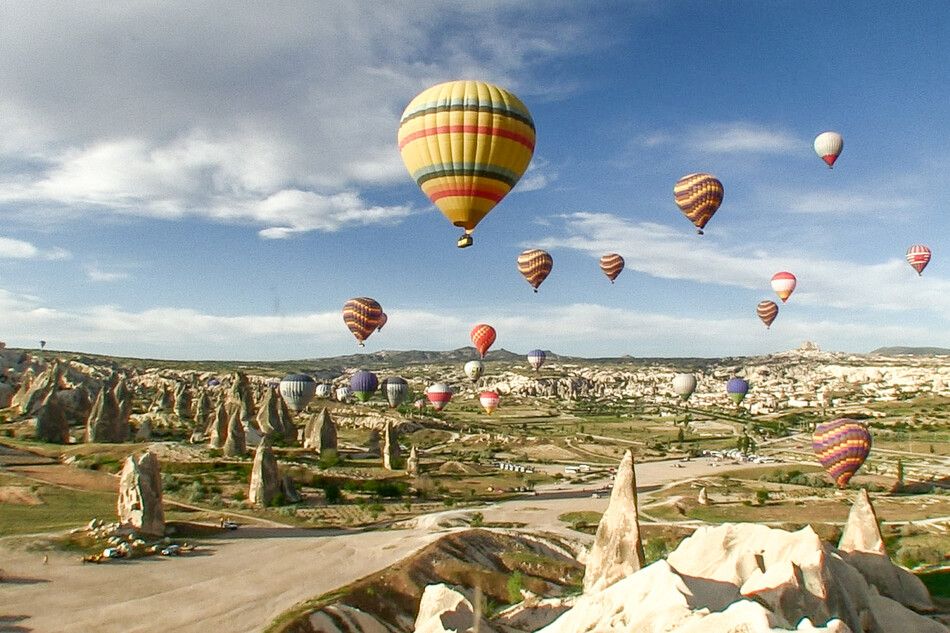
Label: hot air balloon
xmin=335 ymin=386 xmax=353 ymax=403
xmin=906 ymin=245 xmax=931 ymax=276
xmin=342 ymin=297 xmax=384 ymax=346
xmin=350 ymin=370 xmax=379 ymax=403
xmin=470 ymin=324 xmax=496 ymax=358
xmin=726 ymin=378 xmax=749 ymax=405
xmin=39 ymin=340 xmax=46 ymax=349
xmin=315 ymin=383 xmax=332 ymax=399
xmin=413 ymin=398 xmax=427 ymax=411
xmin=600 ymin=253 xmax=624 ymax=283
xmin=207 ymin=379 xmax=221 ymax=387
xmin=757 ymin=300 xmax=779 ymax=329
xmin=464 ymin=360 xmax=484 ymax=382
xmin=381 ymin=376 xmax=409 ymax=408
xmin=672 ymin=373 xmax=697 ymax=401
xmin=479 ymin=391 xmax=500 ymax=415
xmin=377 ymin=312 xmax=388 ymax=331
xmin=813 ymin=131 xmax=843 ymax=169
xmin=397 ymin=80 xmax=536 ymax=248
xmin=426 ymin=383 xmax=453 ymax=411
xmin=812 ymin=418 xmax=871 ymax=487
xmin=517 ymin=249 xmax=553 ymax=292
xmin=771 ymin=272 xmax=797 ymax=303
xmin=527 ymin=349 xmax=546 ymax=371
xmin=279 ymin=374 xmax=316 ymax=412
xmin=673 ymin=173 xmax=723 ymax=234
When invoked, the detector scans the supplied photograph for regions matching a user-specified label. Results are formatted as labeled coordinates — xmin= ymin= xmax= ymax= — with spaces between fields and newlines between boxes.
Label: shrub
xmin=470 ymin=512 xmax=484 ymax=528
xmin=506 ymin=570 xmax=525 ymax=604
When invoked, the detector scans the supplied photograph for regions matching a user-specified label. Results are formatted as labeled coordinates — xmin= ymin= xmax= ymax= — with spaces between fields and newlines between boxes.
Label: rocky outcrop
xmin=536 ymin=521 xmax=946 ymax=633
xmin=150 ymin=387 xmax=173 ymax=413
xmin=383 ymin=421 xmax=401 ymax=470
xmin=583 ymin=449 xmax=644 ymax=594
xmin=838 ymin=489 xmax=934 ymax=613
xmin=33 ymin=391 xmax=69 ymax=443
xmin=367 ymin=428 xmax=381 ymax=457
xmin=85 ymin=383 xmax=128 ymax=443
xmin=173 ymin=382 xmax=191 ymax=419
xmin=277 ymin=395 xmax=297 ymax=444
xmin=256 ymin=387 xmax=289 ymax=441
xmin=113 ymin=378 xmax=133 ymax=429
xmin=413 ymin=584 xmax=497 ymax=633
xmin=14 ymin=362 xmax=62 ymax=416
xmin=223 ymin=406 xmax=247 ymax=457
xmin=208 ymin=401 xmax=228 ymax=449
xmin=304 ymin=408 xmax=337 ymax=453
xmin=117 ymin=451 xmax=164 ymax=536
xmin=193 ymin=390 xmax=212 ymax=431
xmin=249 ymin=440 xmax=279 ymax=506
xmin=698 ymin=486 xmax=709 ymax=505
xmin=229 ymin=372 xmax=256 ymax=423
xmin=407 ymin=445 xmax=420 ymax=477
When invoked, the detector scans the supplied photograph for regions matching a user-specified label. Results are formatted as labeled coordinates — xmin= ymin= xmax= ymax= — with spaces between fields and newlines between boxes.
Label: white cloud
xmin=537 ymin=212 xmax=950 ymax=313
xmin=84 ymin=266 xmax=130 ymax=282
xmin=690 ymin=123 xmax=801 ymax=154
xmin=0 ymin=236 xmax=70 ymax=260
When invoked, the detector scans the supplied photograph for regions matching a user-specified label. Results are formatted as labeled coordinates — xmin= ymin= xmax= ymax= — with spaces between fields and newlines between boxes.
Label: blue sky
xmin=1 ymin=1 xmax=949 ymax=360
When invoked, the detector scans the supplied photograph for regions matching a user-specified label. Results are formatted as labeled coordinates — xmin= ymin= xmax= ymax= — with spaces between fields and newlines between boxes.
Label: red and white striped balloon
xmin=906 ymin=245 xmax=931 ymax=276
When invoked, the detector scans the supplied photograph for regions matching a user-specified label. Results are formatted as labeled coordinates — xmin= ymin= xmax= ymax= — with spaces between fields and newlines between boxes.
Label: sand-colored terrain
xmin=0 ymin=457 xmax=770 ymax=633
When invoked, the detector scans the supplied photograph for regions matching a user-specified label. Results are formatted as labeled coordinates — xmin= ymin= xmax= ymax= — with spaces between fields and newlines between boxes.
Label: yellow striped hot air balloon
xmin=397 ymin=80 xmax=536 ymax=248
xmin=673 ymin=173 xmax=723 ymax=234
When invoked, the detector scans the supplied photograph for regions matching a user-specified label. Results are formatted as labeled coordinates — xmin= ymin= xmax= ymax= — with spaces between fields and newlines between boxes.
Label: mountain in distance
xmin=870 ymin=346 xmax=950 ymax=356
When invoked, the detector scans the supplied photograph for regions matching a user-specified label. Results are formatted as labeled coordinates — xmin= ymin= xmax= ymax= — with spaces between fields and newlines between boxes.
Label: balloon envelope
xmin=906 ymin=245 xmax=931 ymax=276
xmin=381 ymin=376 xmax=409 ymax=408
xmin=673 ymin=174 xmax=723 ymax=234
xmin=426 ymin=383 xmax=453 ymax=411
xmin=397 ymin=80 xmax=536 ymax=245
xmin=771 ymin=272 xmax=797 ymax=303
xmin=814 ymin=131 xmax=843 ymax=168
xmin=517 ymin=249 xmax=553 ymax=292
xmin=672 ymin=373 xmax=697 ymax=401
xmin=279 ymin=374 xmax=316 ymax=412
xmin=600 ymin=253 xmax=624 ymax=283
xmin=757 ymin=300 xmax=779 ymax=328
xmin=527 ymin=349 xmax=546 ymax=371
xmin=350 ymin=370 xmax=379 ymax=402
xmin=812 ymin=418 xmax=871 ymax=487
xmin=464 ymin=360 xmax=484 ymax=382
xmin=479 ymin=391 xmax=500 ymax=414
xmin=726 ymin=378 xmax=749 ymax=404
xmin=342 ymin=297 xmax=384 ymax=346
xmin=335 ymin=386 xmax=352 ymax=402
xmin=315 ymin=383 xmax=332 ymax=399
xmin=377 ymin=312 xmax=388 ymax=331
xmin=470 ymin=324 xmax=496 ymax=358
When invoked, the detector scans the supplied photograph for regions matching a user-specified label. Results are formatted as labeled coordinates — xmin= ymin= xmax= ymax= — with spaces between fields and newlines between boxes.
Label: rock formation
xmin=698 ymin=486 xmax=708 ymax=505
xmin=208 ymin=400 xmax=229 ymax=449
xmin=117 ymin=451 xmax=164 ymax=536
xmin=255 ymin=387 xmax=283 ymax=439
xmin=383 ymin=421 xmax=401 ymax=470
xmin=0 ymin=380 xmax=12 ymax=408
xmin=14 ymin=362 xmax=62 ymax=416
xmin=193 ymin=390 xmax=212 ymax=431
xmin=85 ymin=383 xmax=128 ymax=443
xmin=113 ymin=378 xmax=133 ymax=429
xmin=304 ymin=408 xmax=337 ymax=453
xmin=532 ymin=521 xmax=946 ymax=633
xmin=223 ymin=406 xmax=247 ymax=457
xmin=281 ymin=475 xmax=302 ymax=504
xmin=249 ymin=440 xmax=279 ymax=506
xmin=150 ymin=387 xmax=173 ymax=413
xmin=173 ymin=382 xmax=191 ymax=419
xmin=135 ymin=419 xmax=151 ymax=441
xmin=838 ymin=489 xmax=934 ymax=613
xmin=277 ymin=395 xmax=297 ymax=444
xmin=367 ymin=428 xmax=381 ymax=457
xmin=228 ymin=372 xmax=256 ymax=423
xmin=582 ymin=449 xmax=644 ymax=594
xmin=407 ymin=445 xmax=420 ymax=476
xmin=413 ymin=584 xmax=496 ymax=633
xmin=33 ymin=390 xmax=70 ymax=443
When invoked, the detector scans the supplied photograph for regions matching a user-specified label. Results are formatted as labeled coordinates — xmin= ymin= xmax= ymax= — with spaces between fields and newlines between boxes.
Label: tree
xmin=896 ymin=458 xmax=904 ymax=484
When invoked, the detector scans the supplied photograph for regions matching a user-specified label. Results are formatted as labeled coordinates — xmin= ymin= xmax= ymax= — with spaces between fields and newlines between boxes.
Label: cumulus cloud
xmin=690 ymin=122 xmax=801 ymax=154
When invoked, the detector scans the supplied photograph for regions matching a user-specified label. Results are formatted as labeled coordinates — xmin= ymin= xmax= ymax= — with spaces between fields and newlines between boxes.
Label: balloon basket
xmin=457 ymin=234 xmax=473 ymax=248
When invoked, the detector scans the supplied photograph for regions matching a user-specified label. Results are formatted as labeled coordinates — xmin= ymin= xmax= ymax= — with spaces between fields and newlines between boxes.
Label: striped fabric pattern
xmin=479 ymin=391 xmax=500 ymax=414
xmin=906 ymin=244 xmax=931 ymax=276
xmin=517 ymin=249 xmax=553 ymax=292
xmin=342 ymin=297 xmax=383 ymax=345
xmin=398 ymin=80 xmax=536 ymax=233
xmin=812 ymin=419 xmax=871 ymax=487
xmin=673 ymin=173 xmax=723 ymax=231
xmin=599 ymin=253 xmax=625 ymax=283
xmin=426 ymin=383 xmax=453 ymax=411
xmin=757 ymin=300 xmax=778 ymax=328
xmin=770 ymin=272 xmax=797 ymax=303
